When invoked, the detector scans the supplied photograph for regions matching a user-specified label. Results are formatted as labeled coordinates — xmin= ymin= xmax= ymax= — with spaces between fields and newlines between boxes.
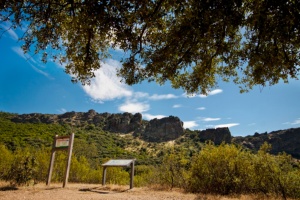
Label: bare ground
xmin=0 ymin=182 xmax=285 ymax=200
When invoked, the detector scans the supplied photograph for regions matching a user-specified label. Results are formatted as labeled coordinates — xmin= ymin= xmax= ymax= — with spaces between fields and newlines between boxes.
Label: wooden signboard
xmin=55 ymin=138 xmax=70 ymax=149
xmin=102 ymin=159 xmax=136 ymax=189
xmin=47 ymin=133 xmax=74 ymax=188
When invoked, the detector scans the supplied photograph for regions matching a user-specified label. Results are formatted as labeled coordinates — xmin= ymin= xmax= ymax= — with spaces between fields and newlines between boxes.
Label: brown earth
xmin=0 ymin=182 xmax=285 ymax=200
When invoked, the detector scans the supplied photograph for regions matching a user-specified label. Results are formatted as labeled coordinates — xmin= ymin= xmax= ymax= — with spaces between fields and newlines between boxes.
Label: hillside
xmin=1 ymin=110 xmax=300 ymax=162
xmin=2 ymin=111 xmax=300 ymax=198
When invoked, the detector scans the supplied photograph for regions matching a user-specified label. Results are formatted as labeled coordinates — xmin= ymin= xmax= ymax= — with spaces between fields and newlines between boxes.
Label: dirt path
xmin=0 ymin=182 xmax=281 ymax=200
xmin=0 ymin=182 xmax=201 ymax=200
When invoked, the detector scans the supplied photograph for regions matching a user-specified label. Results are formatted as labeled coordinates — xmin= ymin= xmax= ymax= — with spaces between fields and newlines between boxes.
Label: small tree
xmin=159 ymin=148 xmax=190 ymax=190
xmin=0 ymin=145 xmax=14 ymax=180
xmin=4 ymin=148 xmax=38 ymax=186
xmin=189 ymin=142 xmax=253 ymax=194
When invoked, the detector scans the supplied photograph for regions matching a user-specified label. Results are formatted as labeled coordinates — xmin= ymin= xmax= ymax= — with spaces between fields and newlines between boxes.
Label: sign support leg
xmin=63 ymin=133 xmax=74 ymax=188
xmin=46 ymin=150 xmax=56 ymax=186
xmin=130 ymin=161 xmax=135 ymax=189
xmin=102 ymin=166 xmax=107 ymax=186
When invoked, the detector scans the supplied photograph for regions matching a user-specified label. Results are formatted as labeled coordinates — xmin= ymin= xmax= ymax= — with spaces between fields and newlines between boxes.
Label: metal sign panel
xmin=102 ymin=159 xmax=135 ymax=167
xmin=102 ymin=159 xmax=136 ymax=189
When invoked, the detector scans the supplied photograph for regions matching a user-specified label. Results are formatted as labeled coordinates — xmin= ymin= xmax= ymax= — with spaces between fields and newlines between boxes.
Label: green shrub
xmin=31 ymin=147 xmax=51 ymax=182
xmin=134 ymin=165 xmax=157 ymax=187
xmin=4 ymin=148 xmax=38 ymax=186
xmin=69 ymin=156 xmax=102 ymax=183
xmin=249 ymin=143 xmax=300 ymax=199
xmin=105 ymin=167 xmax=130 ymax=185
xmin=158 ymin=148 xmax=190 ymax=190
xmin=187 ymin=142 xmax=300 ymax=199
xmin=188 ymin=143 xmax=252 ymax=194
xmin=0 ymin=145 xmax=14 ymax=180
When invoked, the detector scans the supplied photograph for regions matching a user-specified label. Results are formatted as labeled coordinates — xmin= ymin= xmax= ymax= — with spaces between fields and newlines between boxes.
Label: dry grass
xmin=0 ymin=182 xmax=294 ymax=200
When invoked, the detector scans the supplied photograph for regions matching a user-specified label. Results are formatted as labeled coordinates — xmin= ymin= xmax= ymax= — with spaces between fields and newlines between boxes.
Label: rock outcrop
xmin=103 ymin=112 xmax=143 ymax=134
xmin=142 ymin=116 xmax=184 ymax=142
xmin=233 ymin=128 xmax=300 ymax=158
xmin=198 ymin=127 xmax=232 ymax=145
xmin=10 ymin=110 xmax=300 ymax=157
xmin=11 ymin=110 xmax=184 ymax=141
xmin=11 ymin=110 xmax=143 ymax=134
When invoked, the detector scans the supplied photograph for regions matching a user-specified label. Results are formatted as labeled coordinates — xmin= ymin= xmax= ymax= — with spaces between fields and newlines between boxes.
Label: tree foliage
xmin=188 ymin=142 xmax=300 ymax=198
xmin=1 ymin=0 xmax=299 ymax=93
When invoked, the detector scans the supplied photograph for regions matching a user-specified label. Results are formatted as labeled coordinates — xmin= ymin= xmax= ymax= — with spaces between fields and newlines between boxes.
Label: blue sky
xmin=1 ymin=22 xmax=300 ymax=137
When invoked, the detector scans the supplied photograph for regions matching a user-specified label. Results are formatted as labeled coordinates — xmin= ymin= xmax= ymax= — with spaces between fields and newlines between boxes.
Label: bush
xmin=0 ymin=145 xmax=14 ymax=180
xmin=158 ymin=148 xmax=190 ymax=190
xmin=188 ymin=143 xmax=252 ymax=194
xmin=134 ymin=165 xmax=159 ymax=187
xmin=4 ymin=148 xmax=38 ymax=186
xmin=33 ymin=148 xmax=51 ymax=182
xmin=187 ymin=142 xmax=300 ymax=199
xmin=249 ymin=143 xmax=300 ymax=199
xmin=105 ymin=167 xmax=130 ymax=185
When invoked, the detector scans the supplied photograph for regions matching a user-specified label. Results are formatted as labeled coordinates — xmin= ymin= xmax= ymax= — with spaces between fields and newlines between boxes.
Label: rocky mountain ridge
xmin=9 ymin=110 xmax=300 ymax=158
xmin=11 ymin=109 xmax=185 ymax=142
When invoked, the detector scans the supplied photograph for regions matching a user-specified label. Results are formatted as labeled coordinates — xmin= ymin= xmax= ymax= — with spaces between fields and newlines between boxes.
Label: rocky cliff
xmin=233 ymin=128 xmax=300 ymax=158
xmin=9 ymin=110 xmax=300 ymax=157
xmin=11 ymin=110 xmax=144 ymax=133
xmin=142 ymin=116 xmax=184 ymax=142
xmin=11 ymin=110 xmax=184 ymax=142
xmin=197 ymin=127 xmax=232 ymax=145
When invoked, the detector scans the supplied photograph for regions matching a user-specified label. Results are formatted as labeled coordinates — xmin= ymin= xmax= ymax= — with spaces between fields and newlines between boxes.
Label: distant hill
xmin=233 ymin=128 xmax=300 ymax=159
xmin=1 ymin=110 xmax=300 ymax=162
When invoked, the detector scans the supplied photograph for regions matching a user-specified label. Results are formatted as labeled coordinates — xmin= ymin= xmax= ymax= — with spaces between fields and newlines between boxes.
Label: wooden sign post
xmin=46 ymin=133 xmax=74 ymax=187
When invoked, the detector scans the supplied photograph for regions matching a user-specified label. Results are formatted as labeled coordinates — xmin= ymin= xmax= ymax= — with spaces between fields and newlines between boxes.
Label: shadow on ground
xmin=0 ymin=185 xmax=18 ymax=191
xmin=79 ymin=187 xmax=130 ymax=194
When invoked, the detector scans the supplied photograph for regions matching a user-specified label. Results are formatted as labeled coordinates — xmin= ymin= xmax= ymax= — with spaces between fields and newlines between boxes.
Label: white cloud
xmin=209 ymin=89 xmax=223 ymax=96
xmin=7 ymin=28 xmax=19 ymax=41
xmin=199 ymin=89 xmax=223 ymax=98
xmin=182 ymin=93 xmax=197 ymax=98
xmin=1 ymin=24 xmax=19 ymax=41
xmin=149 ymin=94 xmax=178 ymax=100
xmin=130 ymin=92 xmax=179 ymax=102
xmin=119 ymin=101 xmax=150 ymax=113
xmin=11 ymin=46 xmax=51 ymax=78
xmin=202 ymin=117 xmax=221 ymax=122
xmin=54 ymin=61 xmax=65 ymax=69
xmin=173 ymin=104 xmax=182 ymax=108
xmin=183 ymin=121 xmax=199 ymax=129
xmin=143 ymin=113 xmax=166 ymax=120
xmin=12 ymin=46 xmax=28 ymax=60
xmin=57 ymin=108 xmax=67 ymax=113
xmin=83 ymin=59 xmax=133 ymax=102
xmin=215 ymin=123 xmax=239 ymax=128
xmin=133 ymin=92 xmax=149 ymax=99
xmin=12 ymin=46 xmax=37 ymax=64
xmin=183 ymin=89 xmax=223 ymax=98
xmin=283 ymin=118 xmax=300 ymax=125
xmin=29 ymin=63 xmax=52 ymax=78
xmin=197 ymin=107 xmax=206 ymax=110
xmin=291 ymin=118 xmax=300 ymax=125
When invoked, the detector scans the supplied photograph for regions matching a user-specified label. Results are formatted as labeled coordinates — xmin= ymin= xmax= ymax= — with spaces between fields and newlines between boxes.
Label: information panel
xmin=102 ymin=159 xmax=134 ymax=167
xmin=55 ymin=138 xmax=70 ymax=148
xmin=102 ymin=159 xmax=136 ymax=189
xmin=47 ymin=133 xmax=74 ymax=188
